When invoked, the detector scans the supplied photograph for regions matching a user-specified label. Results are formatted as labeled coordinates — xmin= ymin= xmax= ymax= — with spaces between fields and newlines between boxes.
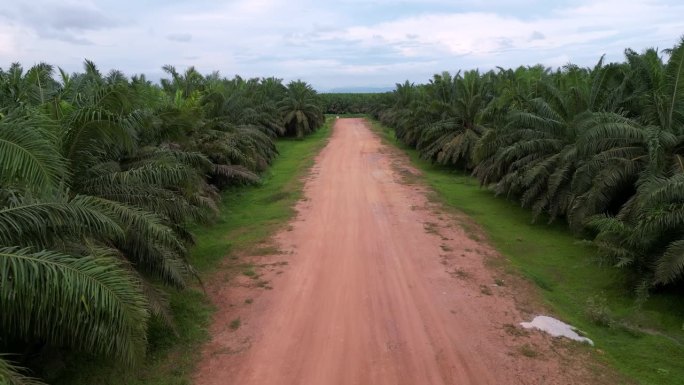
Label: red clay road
xmin=194 ymin=118 xmax=608 ymax=385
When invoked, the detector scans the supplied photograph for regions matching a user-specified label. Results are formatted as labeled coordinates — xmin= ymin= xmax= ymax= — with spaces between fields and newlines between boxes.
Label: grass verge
xmin=369 ymin=118 xmax=684 ymax=385
xmin=190 ymin=120 xmax=332 ymax=272
xmin=53 ymin=119 xmax=332 ymax=385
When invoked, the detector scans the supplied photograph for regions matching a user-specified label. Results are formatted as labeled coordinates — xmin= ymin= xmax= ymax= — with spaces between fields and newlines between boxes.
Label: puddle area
xmin=520 ymin=315 xmax=593 ymax=345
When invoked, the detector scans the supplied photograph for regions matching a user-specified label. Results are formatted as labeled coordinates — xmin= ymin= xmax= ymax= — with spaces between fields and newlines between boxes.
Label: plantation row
xmin=0 ymin=62 xmax=324 ymax=384
xmin=319 ymin=93 xmax=385 ymax=115
xmin=329 ymin=37 xmax=684 ymax=294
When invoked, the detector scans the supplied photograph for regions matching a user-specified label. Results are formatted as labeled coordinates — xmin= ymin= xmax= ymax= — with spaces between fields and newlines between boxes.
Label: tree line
xmin=0 ymin=61 xmax=324 ymax=384
xmin=320 ymin=93 xmax=385 ymax=115
xmin=326 ymin=37 xmax=684 ymax=296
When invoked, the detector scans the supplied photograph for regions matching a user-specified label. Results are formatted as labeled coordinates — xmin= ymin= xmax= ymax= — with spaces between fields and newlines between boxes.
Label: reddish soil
xmin=194 ymin=119 xmax=611 ymax=385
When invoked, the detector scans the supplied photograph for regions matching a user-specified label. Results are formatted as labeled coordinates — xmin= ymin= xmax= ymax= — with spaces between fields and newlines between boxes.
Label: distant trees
xmin=0 ymin=61 xmax=323 ymax=384
xmin=320 ymin=92 xmax=388 ymax=115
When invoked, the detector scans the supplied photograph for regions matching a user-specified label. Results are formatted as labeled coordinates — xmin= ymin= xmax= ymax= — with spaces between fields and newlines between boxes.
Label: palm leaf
xmin=655 ymin=239 xmax=684 ymax=284
xmin=665 ymin=36 xmax=684 ymax=132
xmin=0 ymin=196 xmax=123 ymax=247
xmin=0 ymin=357 xmax=45 ymax=385
xmin=0 ymin=247 xmax=148 ymax=364
xmin=0 ymin=108 xmax=66 ymax=193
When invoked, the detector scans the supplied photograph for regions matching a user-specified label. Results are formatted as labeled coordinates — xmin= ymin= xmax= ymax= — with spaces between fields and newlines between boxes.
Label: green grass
xmin=518 ymin=343 xmax=540 ymax=358
xmin=369 ymin=118 xmax=684 ymax=385
xmin=189 ymin=120 xmax=332 ymax=272
xmin=53 ymin=119 xmax=332 ymax=385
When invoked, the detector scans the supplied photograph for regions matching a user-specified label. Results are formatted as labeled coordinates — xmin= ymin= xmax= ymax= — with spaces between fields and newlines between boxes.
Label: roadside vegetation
xmin=325 ymin=36 xmax=684 ymax=383
xmin=320 ymin=93 xmax=386 ymax=115
xmin=5 ymin=32 xmax=684 ymax=385
xmin=372 ymin=119 xmax=684 ymax=385
xmin=52 ymin=119 xmax=332 ymax=385
xmin=326 ymin=37 xmax=684 ymax=298
xmin=0 ymin=61 xmax=325 ymax=384
xmin=324 ymin=36 xmax=684 ymax=384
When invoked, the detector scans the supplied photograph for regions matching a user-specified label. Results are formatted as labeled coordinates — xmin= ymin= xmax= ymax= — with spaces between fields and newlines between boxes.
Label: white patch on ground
xmin=520 ymin=315 xmax=594 ymax=345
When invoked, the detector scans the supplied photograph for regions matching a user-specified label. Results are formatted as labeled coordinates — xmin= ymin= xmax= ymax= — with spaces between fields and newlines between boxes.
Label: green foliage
xmin=417 ymin=70 xmax=489 ymax=169
xmin=53 ymin=117 xmax=332 ymax=385
xmin=0 ymin=247 xmax=149 ymax=364
xmin=378 ymin=36 xmax=684 ymax=291
xmin=278 ymin=80 xmax=325 ymax=138
xmin=320 ymin=92 xmax=388 ymax=115
xmin=0 ymin=356 xmax=45 ymax=385
xmin=371 ymin=120 xmax=684 ymax=384
xmin=0 ymin=60 xmax=323 ymax=384
xmin=0 ymin=108 xmax=64 ymax=194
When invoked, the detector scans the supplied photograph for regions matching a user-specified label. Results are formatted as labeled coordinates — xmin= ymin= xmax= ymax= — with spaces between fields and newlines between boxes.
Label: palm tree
xmin=380 ymin=81 xmax=427 ymax=148
xmin=0 ymin=63 xmax=59 ymax=112
xmin=474 ymin=60 xmax=630 ymax=221
xmin=588 ymin=37 xmax=684 ymax=285
xmin=0 ymin=61 xmax=222 ymax=381
xmin=416 ymin=70 xmax=490 ymax=169
xmin=0 ymin=104 xmax=149 ymax=381
xmin=160 ymin=73 xmax=276 ymax=184
xmin=278 ymin=80 xmax=324 ymax=138
xmin=160 ymin=65 xmax=206 ymax=99
xmin=0 ymin=58 xmax=330 ymax=383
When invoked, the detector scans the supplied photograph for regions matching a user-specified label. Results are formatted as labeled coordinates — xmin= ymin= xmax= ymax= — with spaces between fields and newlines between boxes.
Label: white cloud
xmin=0 ymin=0 xmax=681 ymax=89
xmin=542 ymin=54 xmax=573 ymax=68
xmin=326 ymin=0 xmax=681 ymax=59
xmin=0 ymin=28 xmax=17 ymax=56
xmin=167 ymin=33 xmax=192 ymax=42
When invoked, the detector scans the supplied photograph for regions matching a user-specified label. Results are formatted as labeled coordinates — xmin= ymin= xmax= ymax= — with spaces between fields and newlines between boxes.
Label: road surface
xmin=194 ymin=118 xmax=607 ymax=385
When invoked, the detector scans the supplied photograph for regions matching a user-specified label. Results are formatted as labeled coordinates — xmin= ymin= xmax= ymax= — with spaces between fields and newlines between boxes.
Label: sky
xmin=0 ymin=0 xmax=682 ymax=91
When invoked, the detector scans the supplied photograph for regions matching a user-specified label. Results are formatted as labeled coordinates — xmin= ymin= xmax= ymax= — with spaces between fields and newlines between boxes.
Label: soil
xmin=193 ymin=118 xmax=617 ymax=385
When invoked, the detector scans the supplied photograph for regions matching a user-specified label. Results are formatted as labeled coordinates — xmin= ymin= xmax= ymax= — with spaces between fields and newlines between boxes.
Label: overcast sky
xmin=0 ymin=0 xmax=682 ymax=91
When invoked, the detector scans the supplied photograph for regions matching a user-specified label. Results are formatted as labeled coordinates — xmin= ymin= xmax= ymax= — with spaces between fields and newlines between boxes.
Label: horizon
xmin=1 ymin=0 xmax=682 ymax=91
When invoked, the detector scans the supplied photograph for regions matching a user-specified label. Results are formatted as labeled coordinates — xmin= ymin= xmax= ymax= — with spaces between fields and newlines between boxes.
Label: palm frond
xmin=654 ymin=239 xmax=684 ymax=284
xmin=0 ymin=247 xmax=148 ymax=364
xmin=0 ymin=108 xmax=66 ymax=193
xmin=0 ymin=356 xmax=45 ymax=385
xmin=0 ymin=196 xmax=123 ymax=247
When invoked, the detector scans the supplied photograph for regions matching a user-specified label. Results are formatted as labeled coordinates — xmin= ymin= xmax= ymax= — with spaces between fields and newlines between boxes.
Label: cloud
xmin=542 ymin=54 xmax=572 ymax=67
xmin=529 ymin=31 xmax=545 ymax=41
xmin=325 ymin=6 xmax=656 ymax=58
xmin=167 ymin=33 xmax=192 ymax=42
xmin=4 ymin=1 xmax=122 ymax=45
xmin=16 ymin=1 xmax=120 ymax=31
xmin=46 ymin=31 xmax=95 ymax=45
xmin=0 ymin=0 xmax=682 ymax=89
xmin=298 ymin=0 xmax=683 ymax=83
xmin=0 ymin=26 xmax=18 ymax=56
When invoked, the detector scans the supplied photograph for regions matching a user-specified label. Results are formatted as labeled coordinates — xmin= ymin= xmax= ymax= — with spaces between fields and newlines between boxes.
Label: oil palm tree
xmin=588 ymin=37 xmax=684 ymax=285
xmin=417 ymin=70 xmax=490 ymax=169
xmin=1 ymin=58 xmax=328 ymax=384
xmin=381 ymin=81 xmax=427 ymax=148
xmin=0 ymin=105 xmax=149 ymax=382
xmin=475 ymin=60 xmax=630 ymax=221
xmin=1 ymin=61 xmax=218 ymax=380
xmin=278 ymin=80 xmax=324 ymax=138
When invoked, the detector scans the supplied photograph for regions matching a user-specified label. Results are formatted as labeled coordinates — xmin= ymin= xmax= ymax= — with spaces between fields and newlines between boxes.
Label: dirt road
xmin=194 ymin=119 xmax=603 ymax=385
